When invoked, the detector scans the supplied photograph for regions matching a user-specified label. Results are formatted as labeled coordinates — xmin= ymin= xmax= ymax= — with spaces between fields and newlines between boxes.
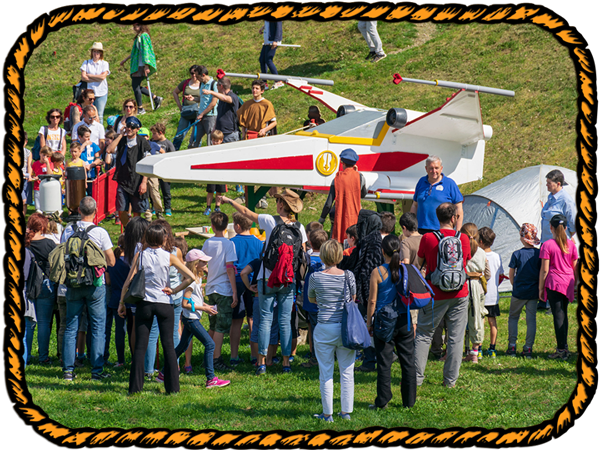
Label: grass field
xmin=21 ymin=19 xmax=580 ymax=432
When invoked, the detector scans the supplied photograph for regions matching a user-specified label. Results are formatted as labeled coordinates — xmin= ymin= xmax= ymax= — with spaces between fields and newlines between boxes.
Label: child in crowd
xmin=150 ymin=123 xmax=175 ymax=216
xmin=303 ymin=105 xmax=326 ymax=129
xmin=301 ymin=229 xmax=328 ymax=368
xmin=31 ymin=146 xmax=54 ymax=212
xmin=22 ymin=131 xmax=32 ymax=215
xmin=507 ymin=224 xmax=542 ymax=359
xmin=202 ymin=211 xmax=238 ymax=371
xmin=399 ymin=213 xmax=422 ymax=336
xmin=50 ymin=151 xmax=65 ymax=202
xmin=479 ymin=226 xmax=504 ymax=358
xmin=104 ymin=130 xmax=118 ymax=172
xmin=76 ymin=124 xmax=103 ymax=195
xmin=461 ymin=224 xmax=487 ymax=363
xmin=158 ymin=249 xmax=230 ymax=388
xmin=105 ymin=235 xmax=129 ymax=368
xmin=229 ymin=212 xmax=264 ymax=366
xmin=241 ymin=259 xmax=280 ymax=366
xmin=204 ymin=130 xmax=227 ymax=216
xmin=138 ymin=127 xmax=164 ymax=219
xmin=343 ymin=224 xmax=358 ymax=256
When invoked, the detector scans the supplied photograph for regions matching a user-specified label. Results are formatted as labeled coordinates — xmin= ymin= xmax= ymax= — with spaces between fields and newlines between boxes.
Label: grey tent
xmin=462 ymin=165 xmax=577 ymax=292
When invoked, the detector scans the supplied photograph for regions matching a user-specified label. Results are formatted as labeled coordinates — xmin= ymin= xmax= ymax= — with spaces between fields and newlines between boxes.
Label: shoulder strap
xmin=273 ymin=215 xmax=283 ymax=226
xmin=433 ymin=230 xmax=443 ymax=242
xmin=211 ymin=80 xmax=217 ymax=91
xmin=182 ymin=78 xmax=191 ymax=92
xmin=402 ymin=264 xmax=409 ymax=297
xmin=44 ymin=126 xmax=48 ymax=139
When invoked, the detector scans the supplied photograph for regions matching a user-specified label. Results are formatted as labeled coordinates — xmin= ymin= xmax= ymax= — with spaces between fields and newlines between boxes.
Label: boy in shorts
xmin=479 ymin=226 xmax=505 ymax=358
xmin=204 ymin=130 xmax=227 ymax=216
xmin=202 ymin=211 xmax=238 ymax=371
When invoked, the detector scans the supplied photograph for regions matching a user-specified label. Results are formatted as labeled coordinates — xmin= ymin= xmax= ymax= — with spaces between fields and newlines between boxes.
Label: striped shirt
xmin=308 ymin=271 xmax=356 ymax=324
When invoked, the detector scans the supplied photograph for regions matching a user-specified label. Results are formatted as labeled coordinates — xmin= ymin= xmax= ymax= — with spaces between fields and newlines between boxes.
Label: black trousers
xmin=159 ymin=179 xmax=171 ymax=210
xmin=374 ymin=313 xmax=417 ymax=408
xmin=129 ymin=301 xmax=179 ymax=394
xmin=547 ymin=288 xmax=569 ymax=350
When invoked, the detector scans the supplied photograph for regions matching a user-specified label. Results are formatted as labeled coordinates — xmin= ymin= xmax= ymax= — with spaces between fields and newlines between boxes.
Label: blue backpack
xmin=395 ymin=263 xmax=435 ymax=331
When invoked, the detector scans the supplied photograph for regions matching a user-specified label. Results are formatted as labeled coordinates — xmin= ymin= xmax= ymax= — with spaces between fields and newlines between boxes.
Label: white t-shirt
xmin=72 ymin=120 xmax=105 ymax=146
xmin=182 ymin=279 xmax=204 ymax=320
xmin=484 ymin=251 xmax=504 ymax=306
xmin=60 ymin=220 xmax=113 ymax=285
xmin=257 ymin=214 xmax=307 ymax=280
xmin=80 ymin=59 xmax=110 ymax=97
xmin=202 ymin=237 xmax=237 ymax=297
xmin=139 ymin=247 xmax=172 ymax=304
xmin=38 ymin=126 xmax=65 ymax=152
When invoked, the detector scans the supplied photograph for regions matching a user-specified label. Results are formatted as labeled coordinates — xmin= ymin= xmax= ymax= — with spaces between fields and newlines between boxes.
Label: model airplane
xmin=136 ymin=72 xmax=514 ymax=203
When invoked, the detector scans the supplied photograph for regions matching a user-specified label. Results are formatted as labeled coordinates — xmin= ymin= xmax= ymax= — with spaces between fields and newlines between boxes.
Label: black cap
xmin=549 ymin=214 xmax=568 ymax=228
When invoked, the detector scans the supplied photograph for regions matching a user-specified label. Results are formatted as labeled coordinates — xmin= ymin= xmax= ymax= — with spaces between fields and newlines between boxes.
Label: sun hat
xmin=90 ymin=42 xmax=104 ymax=51
xmin=273 ymin=188 xmax=303 ymax=214
xmin=185 ymin=249 xmax=212 ymax=262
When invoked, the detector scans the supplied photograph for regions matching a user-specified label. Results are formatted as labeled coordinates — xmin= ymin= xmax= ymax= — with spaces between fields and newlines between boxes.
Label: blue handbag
xmin=341 ymin=271 xmax=372 ymax=350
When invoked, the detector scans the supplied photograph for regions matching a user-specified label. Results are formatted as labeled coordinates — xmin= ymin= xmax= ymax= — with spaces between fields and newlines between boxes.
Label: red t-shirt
xmin=31 ymin=160 xmax=55 ymax=191
xmin=417 ymin=229 xmax=472 ymax=300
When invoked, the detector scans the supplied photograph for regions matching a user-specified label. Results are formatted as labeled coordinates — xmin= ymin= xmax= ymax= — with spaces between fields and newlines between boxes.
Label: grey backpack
xmin=430 ymin=230 xmax=467 ymax=292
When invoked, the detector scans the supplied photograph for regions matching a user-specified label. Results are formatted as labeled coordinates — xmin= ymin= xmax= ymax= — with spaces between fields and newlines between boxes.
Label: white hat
xmin=90 ymin=42 xmax=104 ymax=51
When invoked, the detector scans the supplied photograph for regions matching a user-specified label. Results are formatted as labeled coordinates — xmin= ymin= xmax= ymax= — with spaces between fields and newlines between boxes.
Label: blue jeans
xmin=94 ymin=93 xmax=108 ymax=123
xmin=144 ymin=316 xmax=159 ymax=374
xmin=34 ymin=279 xmax=57 ymax=362
xmin=174 ymin=316 xmax=215 ymax=380
xmin=172 ymin=297 xmax=182 ymax=348
xmin=172 ymin=115 xmax=195 ymax=151
xmin=257 ymin=280 xmax=294 ymax=357
xmin=63 ymin=285 xmax=106 ymax=374
xmin=104 ymin=306 xmax=127 ymax=364
xmin=25 ymin=317 xmax=36 ymax=364
xmin=259 ymin=45 xmax=278 ymax=74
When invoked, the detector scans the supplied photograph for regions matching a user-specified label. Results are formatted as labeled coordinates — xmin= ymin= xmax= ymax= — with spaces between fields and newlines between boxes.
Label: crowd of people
xmin=22 ymin=21 xmax=579 ymax=423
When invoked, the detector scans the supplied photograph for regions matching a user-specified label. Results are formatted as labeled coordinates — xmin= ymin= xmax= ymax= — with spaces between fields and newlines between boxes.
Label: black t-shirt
xmin=28 ymin=238 xmax=56 ymax=276
xmin=216 ymin=90 xmax=240 ymax=135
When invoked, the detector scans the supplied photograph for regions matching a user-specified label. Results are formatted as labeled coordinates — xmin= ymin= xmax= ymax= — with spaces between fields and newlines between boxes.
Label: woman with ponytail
xmin=366 ymin=234 xmax=416 ymax=410
xmin=460 ymin=223 xmax=487 ymax=363
xmin=539 ymin=214 xmax=578 ymax=360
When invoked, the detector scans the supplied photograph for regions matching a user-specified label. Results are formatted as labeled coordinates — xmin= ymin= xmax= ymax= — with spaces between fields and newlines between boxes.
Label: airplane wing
xmin=284 ymin=78 xmax=371 ymax=114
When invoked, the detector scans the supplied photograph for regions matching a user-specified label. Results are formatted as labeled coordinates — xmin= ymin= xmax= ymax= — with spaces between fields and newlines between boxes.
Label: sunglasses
xmin=125 ymin=105 xmax=135 ymax=109
xmin=126 ymin=125 xmax=139 ymax=130
xmin=88 ymin=98 xmax=95 ymax=101
xmin=50 ymin=115 xmax=61 ymax=119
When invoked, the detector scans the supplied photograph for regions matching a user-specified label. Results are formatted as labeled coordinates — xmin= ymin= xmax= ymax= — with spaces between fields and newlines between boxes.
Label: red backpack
xmin=63 ymin=102 xmax=82 ymax=133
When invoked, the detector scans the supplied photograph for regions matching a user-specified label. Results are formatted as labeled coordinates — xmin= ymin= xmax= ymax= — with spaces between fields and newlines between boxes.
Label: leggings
xmin=547 ymin=288 xmax=569 ymax=350
xmin=131 ymin=76 xmax=152 ymax=108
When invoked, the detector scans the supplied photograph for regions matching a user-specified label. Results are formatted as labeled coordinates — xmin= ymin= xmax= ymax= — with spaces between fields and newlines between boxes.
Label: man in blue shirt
xmin=410 ymin=155 xmax=464 ymax=234
xmin=192 ymin=65 xmax=219 ymax=147
xmin=540 ymin=169 xmax=576 ymax=243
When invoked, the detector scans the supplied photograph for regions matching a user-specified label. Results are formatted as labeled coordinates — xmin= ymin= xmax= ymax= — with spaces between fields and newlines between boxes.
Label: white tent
xmin=462 ymin=165 xmax=578 ymax=292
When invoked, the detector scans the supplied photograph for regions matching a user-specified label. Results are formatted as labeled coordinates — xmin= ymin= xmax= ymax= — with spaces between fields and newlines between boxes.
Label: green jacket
xmin=130 ymin=32 xmax=157 ymax=77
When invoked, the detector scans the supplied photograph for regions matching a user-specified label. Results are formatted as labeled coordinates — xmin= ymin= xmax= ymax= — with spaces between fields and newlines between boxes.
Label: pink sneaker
xmin=156 ymin=371 xmax=164 ymax=383
xmin=206 ymin=377 xmax=231 ymax=389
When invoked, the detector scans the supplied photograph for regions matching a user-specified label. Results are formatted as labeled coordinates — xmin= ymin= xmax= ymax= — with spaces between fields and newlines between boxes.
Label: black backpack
xmin=263 ymin=216 xmax=304 ymax=275
xmin=25 ymin=248 xmax=45 ymax=299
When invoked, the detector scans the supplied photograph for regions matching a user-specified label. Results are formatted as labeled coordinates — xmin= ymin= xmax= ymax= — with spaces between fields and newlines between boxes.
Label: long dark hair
xmin=382 ymin=234 xmax=401 ymax=283
xmin=123 ymin=216 xmax=149 ymax=265
xmin=153 ymin=219 xmax=175 ymax=252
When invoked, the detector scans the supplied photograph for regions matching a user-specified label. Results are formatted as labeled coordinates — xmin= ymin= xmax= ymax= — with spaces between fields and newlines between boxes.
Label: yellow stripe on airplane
xmin=294 ymin=123 xmax=390 ymax=147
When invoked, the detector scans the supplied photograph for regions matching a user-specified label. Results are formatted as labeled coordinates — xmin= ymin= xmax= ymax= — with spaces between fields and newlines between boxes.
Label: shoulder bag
xmin=123 ymin=251 xmax=145 ymax=304
xmin=341 ymin=270 xmax=372 ymax=350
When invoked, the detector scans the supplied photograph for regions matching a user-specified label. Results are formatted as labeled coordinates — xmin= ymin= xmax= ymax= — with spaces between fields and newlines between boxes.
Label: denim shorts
xmin=206 ymin=293 xmax=234 ymax=333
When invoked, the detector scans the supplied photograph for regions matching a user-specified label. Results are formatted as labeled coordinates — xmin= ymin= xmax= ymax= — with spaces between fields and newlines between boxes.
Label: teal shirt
xmin=200 ymin=78 xmax=218 ymax=116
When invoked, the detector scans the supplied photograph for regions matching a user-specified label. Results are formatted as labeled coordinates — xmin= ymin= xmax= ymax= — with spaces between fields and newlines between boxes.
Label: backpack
xmin=63 ymin=103 xmax=82 ymax=133
xmin=25 ymin=248 xmax=45 ymax=300
xmin=429 ymin=230 xmax=467 ymax=292
xmin=395 ymin=263 xmax=435 ymax=330
xmin=263 ymin=216 xmax=304 ymax=288
xmin=48 ymin=224 xmax=107 ymax=288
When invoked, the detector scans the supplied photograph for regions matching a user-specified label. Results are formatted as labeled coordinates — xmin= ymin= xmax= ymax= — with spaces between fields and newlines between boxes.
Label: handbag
xmin=373 ymin=297 xmax=399 ymax=343
xmin=180 ymin=103 xmax=200 ymax=120
xmin=341 ymin=271 xmax=372 ymax=350
xmin=123 ymin=252 xmax=145 ymax=304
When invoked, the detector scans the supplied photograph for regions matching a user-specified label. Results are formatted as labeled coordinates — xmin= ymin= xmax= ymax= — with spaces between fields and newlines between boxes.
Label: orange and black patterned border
xmin=3 ymin=2 xmax=597 ymax=448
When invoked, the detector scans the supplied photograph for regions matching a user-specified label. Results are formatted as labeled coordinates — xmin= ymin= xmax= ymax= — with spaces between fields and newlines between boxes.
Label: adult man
xmin=541 ymin=169 xmax=576 ymax=243
xmin=203 ymin=76 xmax=241 ymax=143
xmin=358 ymin=21 xmax=386 ymax=63
xmin=192 ymin=65 xmax=219 ymax=147
xmin=106 ymin=116 xmax=150 ymax=227
xmin=318 ymin=148 xmax=367 ymax=243
xmin=61 ymin=197 xmax=115 ymax=381
xmin=237 ymin=79 xmax=277 ymax=139
xmin=410 ymin=155 xmax=464 ymax=234
xmin=414 ymin=203 xmax=471 ymax=388
xmin=72 ymin=105 xmax=106 ymax=152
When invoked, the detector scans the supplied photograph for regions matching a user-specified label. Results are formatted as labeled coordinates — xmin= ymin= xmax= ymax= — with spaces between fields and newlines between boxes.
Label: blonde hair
xmin=461 ymin=223 xmax=480 ymax=256
xmin=186 ymin=260 xmax=202 ymax=282
xmin=552 ymin=223 xmax=569 ymax=254
xmin=320 ymin=240 xmax=343 ymax=266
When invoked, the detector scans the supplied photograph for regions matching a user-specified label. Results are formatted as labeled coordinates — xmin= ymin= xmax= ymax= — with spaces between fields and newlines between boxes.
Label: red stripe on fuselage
xmin=191 ymin=155 xmax=314 ymax=171
xmin=357 ymin=152 xmax=427 ymax=172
